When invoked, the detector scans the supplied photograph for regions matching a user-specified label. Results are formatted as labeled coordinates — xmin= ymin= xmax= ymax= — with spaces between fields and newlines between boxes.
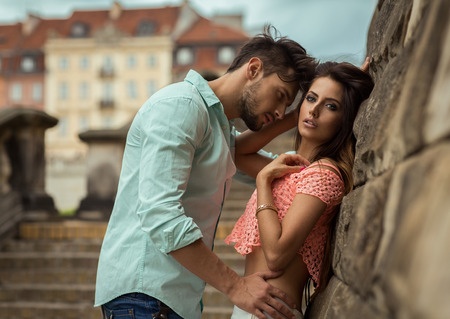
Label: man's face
xmin=238 ymin=72 xmax=299 ymax=131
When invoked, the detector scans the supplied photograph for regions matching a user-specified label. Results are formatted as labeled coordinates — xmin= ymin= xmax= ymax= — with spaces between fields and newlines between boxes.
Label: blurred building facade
xmin=0 ymin=0 xmax=249 ymax=162
xmin=0 ymin=1 xmax=249 ymax=210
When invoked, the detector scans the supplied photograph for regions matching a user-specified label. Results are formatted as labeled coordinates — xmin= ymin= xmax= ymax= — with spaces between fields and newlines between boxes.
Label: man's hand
xmin=228 ymin=271 xmax=296 ymax=319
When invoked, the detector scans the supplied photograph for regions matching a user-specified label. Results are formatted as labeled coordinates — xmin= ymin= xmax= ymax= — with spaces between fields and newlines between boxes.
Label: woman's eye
xmin=306 ymin=95 xmax=315 ymax=102
xmin=326 ymin=103 xmax=337 ymax=111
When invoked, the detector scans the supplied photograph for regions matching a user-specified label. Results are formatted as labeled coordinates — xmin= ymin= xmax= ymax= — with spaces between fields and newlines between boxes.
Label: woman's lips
xmin=303 ymin=118 xmax=317 ymax=128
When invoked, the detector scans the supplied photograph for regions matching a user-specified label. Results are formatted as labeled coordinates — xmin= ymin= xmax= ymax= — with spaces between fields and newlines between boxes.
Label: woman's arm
xmin=255 ymin=155 xmax=327 ymax=271
xmin=236 ymin=111 xmax=298 ymax=178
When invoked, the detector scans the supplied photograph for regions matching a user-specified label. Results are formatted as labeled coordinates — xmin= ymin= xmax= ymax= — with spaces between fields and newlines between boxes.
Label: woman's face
xmin=298 ymin=76 xmax=344 ymax=146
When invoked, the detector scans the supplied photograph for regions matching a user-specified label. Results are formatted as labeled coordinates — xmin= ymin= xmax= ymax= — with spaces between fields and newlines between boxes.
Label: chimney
xmin=109 ymin=1 xmax=122 ymax=20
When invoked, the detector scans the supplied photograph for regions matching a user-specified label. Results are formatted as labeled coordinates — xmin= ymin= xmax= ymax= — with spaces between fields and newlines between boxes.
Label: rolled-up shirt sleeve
xmin=135 ymin=95 xmax=207 ymax=253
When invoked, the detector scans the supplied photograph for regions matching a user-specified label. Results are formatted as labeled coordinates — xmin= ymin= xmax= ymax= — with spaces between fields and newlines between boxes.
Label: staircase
xmin=0 ymin=180 xmax=254 ymax=319
xmin=202 ymin=180 xmax=254 ymax=318
xmin=0 ymin=221 xmax=105 ymax=319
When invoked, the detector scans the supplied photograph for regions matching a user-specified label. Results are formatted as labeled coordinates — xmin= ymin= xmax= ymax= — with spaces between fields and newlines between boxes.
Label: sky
xmin=0 ymin=0 xmax=378 ymax=65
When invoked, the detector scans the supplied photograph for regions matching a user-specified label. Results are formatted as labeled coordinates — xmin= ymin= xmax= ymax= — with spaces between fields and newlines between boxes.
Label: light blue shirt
xmin=95 ymin=70 xmax=237 ymax=318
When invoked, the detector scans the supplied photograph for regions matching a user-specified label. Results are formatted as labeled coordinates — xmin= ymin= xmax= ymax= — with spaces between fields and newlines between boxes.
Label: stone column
xmin=77 ymin=125 xmax=128 ymax=220
xmin=0 ymin=108 xmax=58 ymax=218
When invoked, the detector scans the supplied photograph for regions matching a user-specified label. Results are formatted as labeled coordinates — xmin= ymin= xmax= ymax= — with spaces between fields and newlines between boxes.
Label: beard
xmin=238 ymin=81 xmax=261 ymax=131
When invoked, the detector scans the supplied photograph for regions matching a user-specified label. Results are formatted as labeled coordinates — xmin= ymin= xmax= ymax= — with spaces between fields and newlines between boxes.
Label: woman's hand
xmin=361 ymin=56 xmax=371 ymax=73
xmin=256 ymin=153 xmax=308 ymax=185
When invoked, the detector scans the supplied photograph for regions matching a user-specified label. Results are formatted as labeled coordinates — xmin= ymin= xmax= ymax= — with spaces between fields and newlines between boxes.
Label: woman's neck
xmin=296 ymin=141 xmax=318 ymax=162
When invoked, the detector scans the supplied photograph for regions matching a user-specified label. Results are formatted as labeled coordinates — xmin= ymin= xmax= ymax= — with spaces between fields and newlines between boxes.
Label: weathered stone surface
xmin=307 ymin=276 xmax=389 ymax=319
xmin=308 ymin=0 xmax=450 ymax=317
xmin=381 ymin=143 xmax=450 ymax=318
xmin=333 ymin=173 xmax=391 ymax=297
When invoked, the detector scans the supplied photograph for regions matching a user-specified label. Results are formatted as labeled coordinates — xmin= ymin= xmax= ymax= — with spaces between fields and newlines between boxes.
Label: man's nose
xmin=275 ymin=104 xmax=287 ymax=119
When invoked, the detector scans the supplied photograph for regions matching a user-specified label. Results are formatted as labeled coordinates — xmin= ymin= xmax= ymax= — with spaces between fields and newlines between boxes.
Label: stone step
xmin=202 ymin=306 xmax=233 ymax=319
xmin=203 ymin=285 xmax=234 ymax=308
xmin=0 ymin=216 xmax=247 ymax=319
xmin=19 ymin=220 xmax=107 ymax=240
xmin=0 ymin=301 xmax=101 ymax=319
xmin=0 ymin=238 xmax=103 ymax=253
xmin=229 ymin=180 xmax=254 ymax=193
xmin=215 ymin=220 xmax=238 ymax=240
xmin=0 ymin=251 xmax=99 ymax=269
xmin=212 ymin=239 xmax=241 ymax=255
xmin=0 ymin=283 xmax=95 ymax=303
xmin=218 ymin=253 xmax=245 ymax=274
xmin=221 ymin=199 xmax=250 ymax=219
xmin=0 ymin=268 xmax=96 ymax=285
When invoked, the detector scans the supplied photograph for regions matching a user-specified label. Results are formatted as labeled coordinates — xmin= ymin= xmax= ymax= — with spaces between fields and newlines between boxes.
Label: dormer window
xmin=137 ymin=20 xmax=156 ymax=36
xmin=71 ymin=22 xmax=89 ymax=38
xmin=21 ymin=56 xmax=35 ymax=72
xmin=218 ymin=46 xmax=235 ymax=65
xmin=176 ymin=47 xmax=194 ymax=65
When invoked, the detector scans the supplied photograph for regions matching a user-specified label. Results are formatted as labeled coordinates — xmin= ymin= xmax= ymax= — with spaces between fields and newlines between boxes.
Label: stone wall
xmin=308 ymin=0 xmax=450 ymax=318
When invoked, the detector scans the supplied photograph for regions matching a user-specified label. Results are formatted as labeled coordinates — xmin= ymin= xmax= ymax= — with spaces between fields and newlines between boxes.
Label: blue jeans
xmin=102 ymin=293 xmax=184 ymax=319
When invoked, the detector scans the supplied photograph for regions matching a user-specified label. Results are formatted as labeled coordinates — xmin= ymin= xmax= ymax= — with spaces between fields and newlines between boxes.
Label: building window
xmin=59 ymin=56 xmax=69 ymax=70
xmin=71 ymin=22 xmax=89 ymax=38
xmin=101 ymin=55 xmax=114 ymax=76
xmin=176 ymin=47 xmax=194 ymax=65
xmin=21 ymin=56 xmax=36 ymax=72
xmin=32 ymin=82 xmax=42 ymax=102
xmin=102 ymin=82 xmax=114 ymax=102
xmin=147 ymin=54 xmax=157 ymax=68
xmin=102 ymin=116 xmax=113 ymax=128
xmin=127 ymin=80 xmax=137 ymax=99
xmin=147 ymin=80 xmax=157 ymax=97
xmin=79 ymin=116 xmax=89 ymax=132
xmin=218 ymin=46 xmax=235 ymax=64
xmin=127 ymin=55 xmax=137 ymax=68
xmin=10 ymin=83 xmax=22 ymax=102
xmin=137 ymin=20 xmax=156 ymax=36
xmin=59 ymin=117 xmax=68 ymax=137
xmin=79 ymin=56 xmax=89 ymax=69
xmin=58 ymin=82 xmax=68 ymax=100
xmin=79 ymin=81 xmax=89 ymax=100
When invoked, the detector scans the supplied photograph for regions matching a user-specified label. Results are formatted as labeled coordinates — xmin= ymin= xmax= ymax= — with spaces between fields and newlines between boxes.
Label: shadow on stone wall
xmin=308 ymin=0 xmax=450 ymax=318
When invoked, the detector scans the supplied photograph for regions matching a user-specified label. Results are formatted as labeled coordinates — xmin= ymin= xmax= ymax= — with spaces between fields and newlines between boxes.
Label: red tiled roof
xmin=0 ymin=3 xmax=248 ymax=51
xmin=22 ymin=19 xmax=64 ymax=49
xmin=55 ymin=6 xmax=180 ymax=37
xmin=0 ymin=24 xmax=22 ymax=51
xmin=176 ymin=16 xmax=249 ymax=44
xmin=113 ymin=7 xmax=180 ymax=35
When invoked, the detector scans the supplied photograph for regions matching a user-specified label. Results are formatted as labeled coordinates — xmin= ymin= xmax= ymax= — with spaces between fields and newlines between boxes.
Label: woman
xmin=226 ymin=61 xmax=374 ymax=318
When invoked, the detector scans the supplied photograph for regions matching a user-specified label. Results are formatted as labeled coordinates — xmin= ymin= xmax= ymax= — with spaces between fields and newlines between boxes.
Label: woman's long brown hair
xmin=295 ymin=62 xmax=374 ymax=293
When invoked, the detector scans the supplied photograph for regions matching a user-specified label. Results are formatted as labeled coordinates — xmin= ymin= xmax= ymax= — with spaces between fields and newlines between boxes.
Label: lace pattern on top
xmin=225 ymin=163 xmax=344 ymax=287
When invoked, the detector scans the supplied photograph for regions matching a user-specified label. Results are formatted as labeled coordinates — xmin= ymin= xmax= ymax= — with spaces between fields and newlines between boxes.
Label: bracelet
xmin=255 ymin=204 xmax=278 ymax=217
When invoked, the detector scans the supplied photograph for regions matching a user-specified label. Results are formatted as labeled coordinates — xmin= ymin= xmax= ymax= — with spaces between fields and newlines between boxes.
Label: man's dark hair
xmin=227 ymin=24 xmax=317 ymax=91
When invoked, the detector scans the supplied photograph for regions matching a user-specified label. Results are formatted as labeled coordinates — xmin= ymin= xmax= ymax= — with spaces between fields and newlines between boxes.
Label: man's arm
xmin=170 ymin=240 xmax=297 ymax=319
xmin=235 ymin=111 xmax=302 ymax=178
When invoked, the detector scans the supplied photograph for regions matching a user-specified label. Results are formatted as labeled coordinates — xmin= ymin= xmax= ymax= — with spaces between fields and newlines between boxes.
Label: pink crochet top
xmin=225 ymin=162 xmax=345 ymax=287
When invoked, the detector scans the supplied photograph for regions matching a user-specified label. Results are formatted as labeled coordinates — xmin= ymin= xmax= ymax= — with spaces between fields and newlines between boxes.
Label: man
xmin=95 ymin=26 xmax=316 ymax=319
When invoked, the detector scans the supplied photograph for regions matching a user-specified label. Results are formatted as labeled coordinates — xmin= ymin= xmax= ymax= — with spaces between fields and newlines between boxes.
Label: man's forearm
xmin=169 ymin=238 xmax=239 ymax=296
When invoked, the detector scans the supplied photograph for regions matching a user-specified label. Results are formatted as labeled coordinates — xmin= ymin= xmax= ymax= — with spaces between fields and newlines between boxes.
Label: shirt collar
xmin=184 ymin=70 xmax=221 ymax=108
